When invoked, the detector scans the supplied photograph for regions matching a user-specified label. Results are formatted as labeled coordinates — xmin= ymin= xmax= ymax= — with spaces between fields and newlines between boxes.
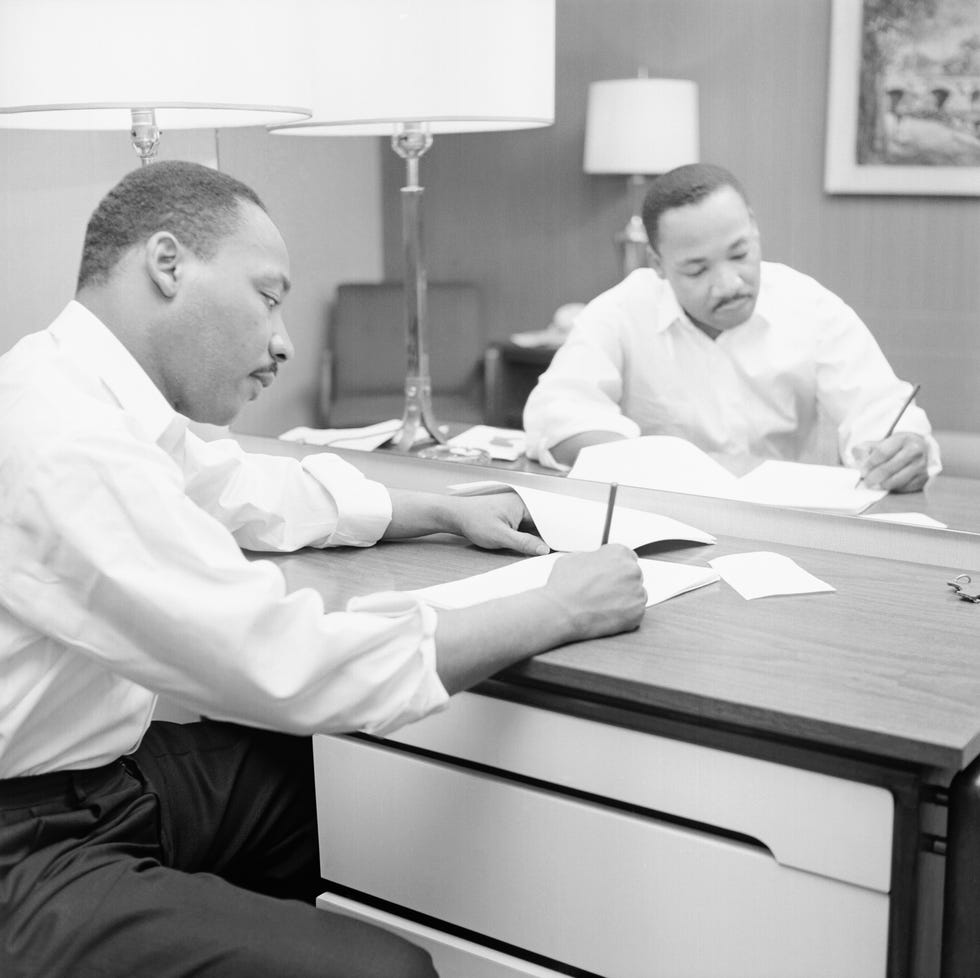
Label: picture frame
xmin=825 ymin=0 xmax=980 ymax=195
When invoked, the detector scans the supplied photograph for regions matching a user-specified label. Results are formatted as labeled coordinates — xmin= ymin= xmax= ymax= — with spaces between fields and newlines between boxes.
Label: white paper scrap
xmin=708 ymin=552 xmax=835 ymax=600
xmin=860 ymin=512 xmax=948 ymax=529
xmin=410 ymin=553 xmax=718 ymax=609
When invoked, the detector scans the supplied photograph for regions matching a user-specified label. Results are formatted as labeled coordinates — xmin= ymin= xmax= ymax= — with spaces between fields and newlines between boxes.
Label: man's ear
xmin=648 ymin=246 xmax=667 ymax=281
xmin=144 ymin=231 xmax=182 ymax=299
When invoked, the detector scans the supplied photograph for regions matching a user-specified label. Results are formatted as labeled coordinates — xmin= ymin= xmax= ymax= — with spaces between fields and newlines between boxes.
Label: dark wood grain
xmin=239 ymin=435 xmax=980 ymax=773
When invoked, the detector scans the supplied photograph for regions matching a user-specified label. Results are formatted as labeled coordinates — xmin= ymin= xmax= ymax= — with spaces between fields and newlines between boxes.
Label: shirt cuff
xmin=301 ymin=452 xmax=393 ymax=546
xmin=345 ymin=590 xmax=449 ymax=735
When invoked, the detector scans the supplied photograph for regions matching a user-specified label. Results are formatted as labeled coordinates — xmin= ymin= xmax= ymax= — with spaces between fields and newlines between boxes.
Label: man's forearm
xmin=550 ymin=430 xmax=627 ymax=467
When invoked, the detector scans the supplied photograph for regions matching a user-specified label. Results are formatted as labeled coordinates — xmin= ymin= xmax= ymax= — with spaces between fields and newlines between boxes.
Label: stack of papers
xmin=568 ymin=436 xmax=887 ymax=515
xmin=410 ymin=552 xmax=718 ymax=609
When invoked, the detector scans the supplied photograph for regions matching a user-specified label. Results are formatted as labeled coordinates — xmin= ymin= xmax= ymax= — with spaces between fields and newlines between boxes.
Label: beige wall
xmin=0 ymin=126 xmax=383 ymax=437
xmin=381 ymin=0 xmax=980 ymax=433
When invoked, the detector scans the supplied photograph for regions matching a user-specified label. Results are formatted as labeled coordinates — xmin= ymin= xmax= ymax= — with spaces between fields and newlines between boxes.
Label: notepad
xmin=448 ymin=480 xmax=715 ymax=551
xmin=569 ymin=436 xmax=886 ymax=515
xmin=410 ymin=552 xmax=719 ymax=609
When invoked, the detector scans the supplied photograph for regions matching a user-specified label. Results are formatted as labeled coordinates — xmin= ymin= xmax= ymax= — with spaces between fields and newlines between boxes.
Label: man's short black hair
xmin=76 ymin=160 xmax=267 ymax=290
xmin=641 ymin=163 xmax=750 ymax=251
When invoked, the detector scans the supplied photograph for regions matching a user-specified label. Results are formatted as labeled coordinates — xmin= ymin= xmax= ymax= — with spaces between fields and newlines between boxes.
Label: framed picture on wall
xmin=825 ymin=0 xmax=980 ymax=195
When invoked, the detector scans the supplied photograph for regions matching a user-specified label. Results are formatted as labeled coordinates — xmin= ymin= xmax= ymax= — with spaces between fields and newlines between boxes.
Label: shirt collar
xmin=49 ymin=301 xmax=184 ymax=444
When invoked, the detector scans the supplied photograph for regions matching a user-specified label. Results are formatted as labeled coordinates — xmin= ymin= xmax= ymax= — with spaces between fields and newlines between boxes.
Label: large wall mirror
xmin=360 ymin=0 xmax=980 ymax=539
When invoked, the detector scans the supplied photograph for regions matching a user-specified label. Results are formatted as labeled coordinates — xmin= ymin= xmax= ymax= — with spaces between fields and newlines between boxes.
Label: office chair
xmin=320 ymin=281 xmax=488 ymax=429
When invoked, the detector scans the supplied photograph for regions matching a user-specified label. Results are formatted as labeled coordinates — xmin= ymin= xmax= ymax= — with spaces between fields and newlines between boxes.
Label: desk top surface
xmin=238 ymin=433 xmax=980 ymax=774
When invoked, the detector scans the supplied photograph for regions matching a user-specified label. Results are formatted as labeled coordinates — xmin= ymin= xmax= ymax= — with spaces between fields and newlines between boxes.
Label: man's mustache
xmin=713 ymin=292 xmax=753 ymax=312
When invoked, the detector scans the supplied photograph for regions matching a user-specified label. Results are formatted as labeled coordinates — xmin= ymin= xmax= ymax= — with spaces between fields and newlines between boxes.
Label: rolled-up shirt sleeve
xmin=523 ymin=308 xmax=641 ymax=469
xmin=180 ymin=431 xmax=393 ymax=551
xmin=0 ymin=427 xmax=449 ymax=738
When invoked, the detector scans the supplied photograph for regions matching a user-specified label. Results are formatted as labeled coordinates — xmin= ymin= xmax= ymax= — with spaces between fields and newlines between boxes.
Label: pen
xmin=600 ymin=482 xmax=618 ymax=545
xmin=883 ymin=383 xmax=921 ymax=439
xmin=856 ymin=383 xmax=921 ymax=486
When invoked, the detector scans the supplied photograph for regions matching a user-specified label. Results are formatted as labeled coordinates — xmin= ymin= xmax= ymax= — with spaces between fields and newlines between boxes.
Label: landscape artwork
xmin=825 ymin=0 xmax=980 ymax=194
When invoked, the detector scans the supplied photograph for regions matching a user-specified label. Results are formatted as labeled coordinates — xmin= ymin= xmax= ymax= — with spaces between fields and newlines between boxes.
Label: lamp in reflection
xmin=584 ymin=73 xmax=699 ymax=279
xmin=270 ymin=0 xmax=555 ymax=454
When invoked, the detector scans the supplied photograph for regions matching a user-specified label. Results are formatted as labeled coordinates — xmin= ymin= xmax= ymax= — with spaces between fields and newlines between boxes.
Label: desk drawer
xmin=314 ymin=735 xmax=888 ymax=978
xmin=383 ymin=691 xmax=894 ymax=891
xmin=317 ymin=892 xmax=568 ymax=978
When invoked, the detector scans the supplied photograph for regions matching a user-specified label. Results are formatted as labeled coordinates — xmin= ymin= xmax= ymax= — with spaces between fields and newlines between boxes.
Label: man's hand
xmin=541 ymin=545 xmax=647 ymax=642
xmin=433 ymin=543 xmax=646 ymax=693
xmin=385 ymin=488 xmax=548 ymax=555
xmin=853 ymin=432 xmax=929 ymax=492
xmin=448 ymin=493 xmax=549 ymax=555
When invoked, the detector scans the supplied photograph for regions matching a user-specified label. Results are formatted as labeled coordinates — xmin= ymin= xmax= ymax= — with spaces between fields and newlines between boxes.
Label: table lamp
xmin=584 ymin=75 xmax=699 ymax=278
xmin=0 ymin=0 xmax=310 ymax=164
xmin=270 ymin=0 xmax=555 ymax=453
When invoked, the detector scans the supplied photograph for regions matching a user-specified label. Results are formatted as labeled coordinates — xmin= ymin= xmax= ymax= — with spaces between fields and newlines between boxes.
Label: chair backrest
xmin=321 ymin=281 xmax=485 ymax=428
xmin=330 ymin=281 xmax=482 ymax=395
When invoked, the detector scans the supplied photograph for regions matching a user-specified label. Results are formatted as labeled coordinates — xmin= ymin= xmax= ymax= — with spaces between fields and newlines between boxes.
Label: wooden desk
xmin=239 ymin=435 xmax=980 ymax=977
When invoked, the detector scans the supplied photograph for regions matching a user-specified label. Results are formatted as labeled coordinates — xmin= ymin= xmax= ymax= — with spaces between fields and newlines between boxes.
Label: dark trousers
xmin=0 ymin=720 xmax=436 ymax=978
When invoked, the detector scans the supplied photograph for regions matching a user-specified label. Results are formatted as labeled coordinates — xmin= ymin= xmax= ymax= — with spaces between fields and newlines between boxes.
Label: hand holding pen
xmin=853 ymin=384 xmax=929 ymax=493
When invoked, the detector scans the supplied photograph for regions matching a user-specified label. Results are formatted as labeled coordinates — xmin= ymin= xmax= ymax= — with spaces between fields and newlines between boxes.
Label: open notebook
xmin=568 ymin=436 xmax=887 ymax=516
xmin=409 ymin=552 xmax=719 ymax=609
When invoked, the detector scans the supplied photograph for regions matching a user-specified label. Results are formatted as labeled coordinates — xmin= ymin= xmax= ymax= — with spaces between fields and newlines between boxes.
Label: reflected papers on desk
xmin=280 ymin=419 xmax=408 ymax=451
xmin=410 ymin=552 xmax=719 ymax=609
xmin=448 ymin=425 xmax=526 ymax=461
xmin=709 ymin=552 xmax=835 ymax=600
xmin=448 ymin=480 xmax=715 ymax=552
xmin=569 ymin=437 xmax=886 ymax=515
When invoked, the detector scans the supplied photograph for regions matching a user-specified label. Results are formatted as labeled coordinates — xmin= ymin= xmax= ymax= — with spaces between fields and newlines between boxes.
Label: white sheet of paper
xmin=730 ymin=460 xmax=886 ymax=514
xmin=569 ymin=437 xmax=886 ymax=515
xmin=708 ymin=551 xmax=836 ymax=600
xmin=448 ymin=480 xmax=714 ymax=551
xmin=448 ymin=425 xmax=526 ymax=461
xmin=570 ymin=436 xmax=738 ymax=495
xmin=410 ymin=552 xmax=719 ymax=609
xmin=860 ymin=511 xmax=948 ymax=529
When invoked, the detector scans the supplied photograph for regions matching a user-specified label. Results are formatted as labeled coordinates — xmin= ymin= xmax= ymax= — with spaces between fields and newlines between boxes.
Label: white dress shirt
xmin=0 ymin=302 xmax=449 ymax=777
xmin=524 ymin=264 xmax=940 ymax=474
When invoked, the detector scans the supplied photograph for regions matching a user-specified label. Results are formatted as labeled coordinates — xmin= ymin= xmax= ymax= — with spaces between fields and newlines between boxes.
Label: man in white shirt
xmin=0 ymin=161 xmax=645 ymax=978
xmin=523 ymin=163 xmax=938 ymax=492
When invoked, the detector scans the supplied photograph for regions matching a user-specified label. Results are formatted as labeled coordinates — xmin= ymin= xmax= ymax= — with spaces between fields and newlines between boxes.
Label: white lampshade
xmin=271 ymin=0 xmax=555 ymax=136
xmin=584 ymin=77 xmax=699 ymax=175
xmin=0 ymin=0 xmax=311 ymax=130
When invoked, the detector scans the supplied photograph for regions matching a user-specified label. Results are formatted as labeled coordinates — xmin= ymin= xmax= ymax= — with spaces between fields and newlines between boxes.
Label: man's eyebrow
xmin=261 ymin=272 xmax=291 ymax=294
